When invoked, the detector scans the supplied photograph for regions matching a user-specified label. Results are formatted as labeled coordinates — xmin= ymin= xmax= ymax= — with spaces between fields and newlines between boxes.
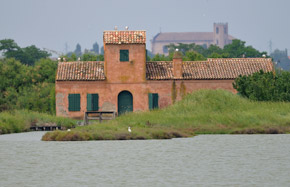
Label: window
xmin=120 ymin=50 xmax=129 ymax=61
xmin=148 ymin=93 xmax=159 ymax=110
xmin=163 ymin=46 xmax=168 ymax=53
xmin=216 ymin=40 xmax=219 ymax=45
xmin=87 ymin=94 xmax=99 ymax=111
xmin=68 ymin=94 xmax=80 ymax=111
xmin=216 ymin=27 xmax=219 ymax=34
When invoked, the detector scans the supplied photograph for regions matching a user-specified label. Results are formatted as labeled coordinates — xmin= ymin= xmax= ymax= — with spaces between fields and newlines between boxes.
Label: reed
xmin=42 ymin=89 xmax=290 ymax=141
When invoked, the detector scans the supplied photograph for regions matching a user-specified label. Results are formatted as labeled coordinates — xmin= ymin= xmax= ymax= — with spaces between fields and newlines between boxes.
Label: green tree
xmin=32 ymin=59 xmax=57 ymax=83
xmin=184 ymin=51 xmax=206 ymax=61
xmin=0 ymin=39 xmax=50 ymax=65
xmin=223 ymin=39 xmax=266 ymax=58
xmin=151 ymin=54 xmax=172 ymax=61
xmin=82 ymin=53 xmax=98 ymax=61
xmin=0 ymin=39 xmax=20 ymax=53
xmin=233 ymin=70 xmax=290 ymax=102
xmin=0 ymin=58 xmax=57 ymax=112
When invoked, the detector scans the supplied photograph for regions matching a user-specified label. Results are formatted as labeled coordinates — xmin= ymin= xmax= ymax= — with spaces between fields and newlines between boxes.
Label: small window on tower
xmin=163 ymin=46 xmax=168 ymax=53
xmin=120 ymin=50 xmax=129 ymax=61
xmin=216 ymin=27 xmax=219 ymax=34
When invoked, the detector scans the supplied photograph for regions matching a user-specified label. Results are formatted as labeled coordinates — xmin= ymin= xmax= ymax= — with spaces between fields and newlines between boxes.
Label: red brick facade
xmin=56 ymin=30 xmax=274 ymax=118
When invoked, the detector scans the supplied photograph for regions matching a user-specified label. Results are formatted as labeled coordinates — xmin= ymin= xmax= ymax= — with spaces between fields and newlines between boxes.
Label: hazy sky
xmin=0 ymin=0 xmax=289 ymax=56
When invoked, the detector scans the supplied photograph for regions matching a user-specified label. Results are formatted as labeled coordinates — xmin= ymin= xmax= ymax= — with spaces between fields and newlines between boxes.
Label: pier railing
xmin=84 ymin=111 xmax=116 ymax=125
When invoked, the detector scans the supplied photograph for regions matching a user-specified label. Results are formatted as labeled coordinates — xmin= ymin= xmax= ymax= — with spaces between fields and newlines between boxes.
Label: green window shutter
xmin=148 ymin=93 xmax=153 ymax=110
xmin=87 ymin=94 xmax=92 ymax=111
xmin=87 ymin=94 xmax=99 ymax=111
xmin=120 ymin=50 xmax=129 ymax=61
xmin=75 ymin=94 xmax=80 ymax=111
xmin=92 ymin=94 xmax=99 ymax=111
xmin=153 ymin=93 xmax=159 ymax=109
xmin=68 ymin=94 xmax=73 ymax=111
xmin=69 ymin=94 xmax=80 ymax=111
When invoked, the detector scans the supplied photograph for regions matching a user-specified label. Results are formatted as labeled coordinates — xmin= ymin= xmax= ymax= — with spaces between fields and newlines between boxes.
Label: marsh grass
xmin=42 ymin=89 xmax=290 ymax=141
xmin=0 ymin=110 xmax=76 ymax=134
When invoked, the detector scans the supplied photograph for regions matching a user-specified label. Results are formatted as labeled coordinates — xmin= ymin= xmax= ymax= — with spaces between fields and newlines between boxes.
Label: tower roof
xmin=103 ymin=30 xmax=146 ymax=44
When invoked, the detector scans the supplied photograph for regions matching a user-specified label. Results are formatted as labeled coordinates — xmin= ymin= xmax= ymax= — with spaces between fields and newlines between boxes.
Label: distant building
xmin=151 ymin=23 xmax=236 ymax=55
xmin=55 ymin=29 xmax=273 ymax=119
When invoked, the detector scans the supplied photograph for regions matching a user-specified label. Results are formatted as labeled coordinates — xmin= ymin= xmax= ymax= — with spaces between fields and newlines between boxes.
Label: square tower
xmin=213 ymin=23 xmax=229 ymax=48
xmin=103 ymin=30 xmax=146 ymax=83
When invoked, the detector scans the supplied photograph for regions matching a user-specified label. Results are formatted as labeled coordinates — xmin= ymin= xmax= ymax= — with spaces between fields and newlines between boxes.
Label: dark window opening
xmin=148 ymin=93 xmax=159 ymax=110
xmin=120 ymin=50 xmax=129 ymax=61
xmin=68 ymin=94 xmax=80 ymax=111
xmin=87 ymin=93 xmax=99 ymax=111
xmin=163 ymin=46 xmax=168 ymax=53
xmin=216 ymin=27 xmax=219 ymax=34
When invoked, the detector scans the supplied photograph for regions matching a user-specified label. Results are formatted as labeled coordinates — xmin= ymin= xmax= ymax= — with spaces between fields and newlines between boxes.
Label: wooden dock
xmin=30 ymin=123 xmax=60 ymax=131
xmin=84 ymin=111 xmax=116 ymax=125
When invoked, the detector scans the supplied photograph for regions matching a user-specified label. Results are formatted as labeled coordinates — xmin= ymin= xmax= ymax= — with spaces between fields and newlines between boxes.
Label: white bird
xmin=67 ymin=129 xmax=71 ymax=132
xmin=128 ymin=127 xmax=131 ymax=133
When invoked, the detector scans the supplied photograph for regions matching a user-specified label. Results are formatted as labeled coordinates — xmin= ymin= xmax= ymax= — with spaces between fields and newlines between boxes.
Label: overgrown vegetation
xmin=233 ymin=70 xmax=290 ymax=101
xmin=0 ymin=58 xmax=57 ymax=113
xmin=0 ymin=39 xmax=50 ymax=66
xmin=0 ymin=110 xmax=76 ymax=135
xmin=42 ymin=90 xmax=290 ymax=141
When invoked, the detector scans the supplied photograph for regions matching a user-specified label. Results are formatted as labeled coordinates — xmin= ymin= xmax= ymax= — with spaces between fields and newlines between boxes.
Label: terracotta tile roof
xmin=146 ymin=58 xmax=273 ymax=80
xmin=56 ymin=61 xmax=105 ymax=81
xmin=57 ymin=58 xmax=273 ymax=81
xmin=103 ymin=31 xmax=146 ymax=44
xmin=146 ymin=61 xmax=173 ymax=80
xmin=182 ymin=58 xmax=273 ymax=80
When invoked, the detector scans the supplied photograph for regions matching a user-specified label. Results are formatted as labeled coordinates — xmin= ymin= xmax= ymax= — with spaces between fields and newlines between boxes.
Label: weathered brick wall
xmin=56 ymin=79 xmax=236 ymax=118
xmin=104 ymin=44 xmax=146 ymax=83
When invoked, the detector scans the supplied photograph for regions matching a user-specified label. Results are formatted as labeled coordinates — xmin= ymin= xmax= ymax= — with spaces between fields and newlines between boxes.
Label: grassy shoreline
xmin=0 ymin=110 xmax=76 ymax=135
xmin=42 ymin=90 xmax=290 ymax=141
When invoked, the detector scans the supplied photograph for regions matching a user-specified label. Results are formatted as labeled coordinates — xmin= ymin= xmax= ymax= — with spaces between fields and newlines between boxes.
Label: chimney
xmin=173 ymin=49 xmax=183 ymax=79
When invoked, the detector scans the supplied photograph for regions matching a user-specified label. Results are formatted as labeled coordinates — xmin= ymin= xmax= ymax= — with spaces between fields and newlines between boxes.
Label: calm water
xmin=0 ymin=132 xmax=290 ymax=187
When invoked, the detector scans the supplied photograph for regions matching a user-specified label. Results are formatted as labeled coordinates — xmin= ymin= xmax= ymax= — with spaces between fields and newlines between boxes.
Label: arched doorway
xmin=118 ymin=91 xmax=133 ymax=115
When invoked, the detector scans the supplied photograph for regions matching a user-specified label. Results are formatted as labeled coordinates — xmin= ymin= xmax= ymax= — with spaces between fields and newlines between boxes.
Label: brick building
xmin=151 ymin=23 xmax=235 ymax=55
xmin=56 ymin=30 xmax=273 ymax=118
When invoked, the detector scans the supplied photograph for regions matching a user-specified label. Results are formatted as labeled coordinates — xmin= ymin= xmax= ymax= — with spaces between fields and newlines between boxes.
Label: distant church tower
xmin=213 ymin=23 xmax=229 ymax=48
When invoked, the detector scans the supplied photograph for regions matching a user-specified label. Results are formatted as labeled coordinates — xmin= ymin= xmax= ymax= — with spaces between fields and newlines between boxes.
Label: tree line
xmin=233 ymin=70 xmax=290 ymax=102
xmin=147 ymin=39 xmax=268 ymax=61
